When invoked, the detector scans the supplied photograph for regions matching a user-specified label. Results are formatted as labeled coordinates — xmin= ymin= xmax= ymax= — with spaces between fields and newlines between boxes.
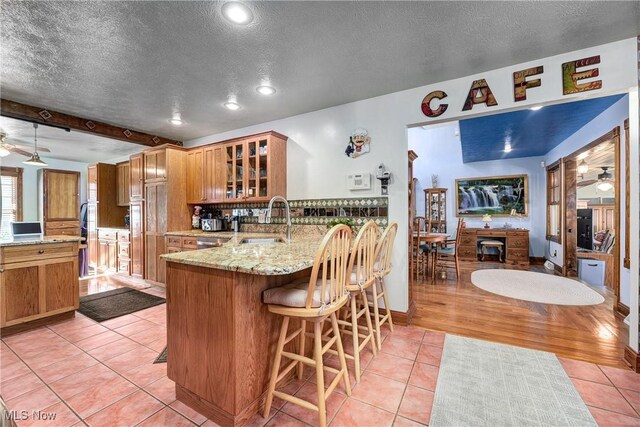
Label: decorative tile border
xmin=214 ymin=197 xmax=388 ymax=227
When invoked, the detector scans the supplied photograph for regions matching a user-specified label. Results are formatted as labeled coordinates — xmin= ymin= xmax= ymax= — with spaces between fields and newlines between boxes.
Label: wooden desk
xmin=576 ymin=251 xmax=614 ymax=289
xmin=458 ymin=228 xmax=530 ymax=266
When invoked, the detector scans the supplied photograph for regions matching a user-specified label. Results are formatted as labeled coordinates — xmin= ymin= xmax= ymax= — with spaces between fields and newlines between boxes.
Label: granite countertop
xmin=0 ymin=235 xmax=83 ymax=248
xmin=165 ymin=230 xmax=224 ymax=237
xmin=161 ymin=232 xmax=322 ymax=275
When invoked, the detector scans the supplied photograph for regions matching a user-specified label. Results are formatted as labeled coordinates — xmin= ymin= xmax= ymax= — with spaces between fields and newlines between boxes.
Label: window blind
xmin=0 ymin=173 xmax=19 ymax=239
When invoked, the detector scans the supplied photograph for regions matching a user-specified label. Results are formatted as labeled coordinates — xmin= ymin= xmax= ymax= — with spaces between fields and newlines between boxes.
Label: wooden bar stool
xmin=480 ymin=240 xmax=504 ymax=262
xmin=262 ymin=224 xmax=353 ymax=427
xmin=368 ymin=222 xmax=398 ymax=351
xmin=330 ymin=220 xmax=378 ymax=383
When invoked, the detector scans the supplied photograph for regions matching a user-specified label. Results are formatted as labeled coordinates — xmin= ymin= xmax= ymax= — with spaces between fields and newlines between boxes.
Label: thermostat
xmin=347 ymin=173 xmax=371 ymax=190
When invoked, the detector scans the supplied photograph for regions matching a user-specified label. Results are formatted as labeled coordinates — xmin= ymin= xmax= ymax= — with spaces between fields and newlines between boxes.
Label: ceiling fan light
xmin=23 ymin=152 xmax=48 ymax=166
xmin=0 ymin=146 xmax=10 ymax=157
xmin=596 ymin=181 xmax=613 ymax=192
xmin=577 ymin=160 xmax=589 ymax=174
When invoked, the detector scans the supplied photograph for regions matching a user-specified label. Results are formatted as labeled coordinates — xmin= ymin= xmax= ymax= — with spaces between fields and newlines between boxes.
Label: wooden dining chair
xmin=369 ymin=222 xmax=398 ymax=351
xmin=262 ymin=225 xmax=353 ymax=427
xmin=434 ymin=218 xmax=464 ymax=279
xmin=412 ymin=216 xmax=427 ymax=279
xmin=331 ymin=220 xmax=378 ymax=383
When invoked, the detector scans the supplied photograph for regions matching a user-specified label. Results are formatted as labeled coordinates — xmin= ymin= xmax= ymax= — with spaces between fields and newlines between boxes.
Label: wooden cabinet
xmin=458 ymin=228 xmax=530 ymax=266
xmin=143 ymin=145 xmax=190 ymax=283
xmin=590 ymin=204 xmax=615 ymax=233
xmin=166 ymin=236 xmax=198 ymax=253
xmin=97 ymin=229 xmax=118 ymax=273
xmin=39 ymin=169 xmax=80 ymax=236
xmin=129 ymin=153 xmax=144 ymax=201
xmin=186 ymin=149 xmax=205 ymax=203
xmin=425 ymin=188 xmax=447 ymax=233
xmin=116 ymin=161 xmax=130 ymax=207
xmin=0 ymin=242 xmax=79 ymax=329
xmin=86 ymin=164 xmax=128 ymax=271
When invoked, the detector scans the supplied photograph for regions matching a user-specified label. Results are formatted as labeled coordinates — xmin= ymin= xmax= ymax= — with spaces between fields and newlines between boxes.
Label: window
xmin=1 ymin=167 xmax=23 ymax=239
xmin=546 ymin=161 xmax=562 ymax=243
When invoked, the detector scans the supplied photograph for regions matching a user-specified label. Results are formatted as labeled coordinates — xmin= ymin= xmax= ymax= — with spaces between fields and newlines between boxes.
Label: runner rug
xmin=429 ymin=335 xmax=597 ymax=426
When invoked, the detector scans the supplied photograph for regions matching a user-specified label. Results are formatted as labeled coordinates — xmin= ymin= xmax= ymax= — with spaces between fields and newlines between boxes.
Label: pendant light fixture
xmin=576 ymin=159 xmax=588 ymax=174
xmin=23 ymin=123 xmax=48 ymax=166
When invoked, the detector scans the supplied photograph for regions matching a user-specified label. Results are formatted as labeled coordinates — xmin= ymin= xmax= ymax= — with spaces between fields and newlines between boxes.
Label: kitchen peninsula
xmin=0 ymin=236 xmax=81 ymax=335
xmin=162 ymin=232 xmax=323 ymax=426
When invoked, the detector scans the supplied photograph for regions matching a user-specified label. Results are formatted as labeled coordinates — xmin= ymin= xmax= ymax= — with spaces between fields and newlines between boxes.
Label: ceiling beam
xmin=1 ymin=99 xmax=182 ymax=147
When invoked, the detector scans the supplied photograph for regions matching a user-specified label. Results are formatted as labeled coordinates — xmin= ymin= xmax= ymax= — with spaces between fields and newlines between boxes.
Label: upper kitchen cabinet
xmin=186 ymin=148 xmax=205 ymax=203
xmin=144 ymin=149 xmax=167 ymax=182
xmin=186 ymin=146 xmax=225 ymax=204
xmin=222 ymin=131 xmax=287 ymax=202
xmin=38 ymin=169 xmax=81 ymax=236
xmin=129 ymin=153 xmax=144 ymax=200
xmin=116 ymin=161 xmax=130 ymax=207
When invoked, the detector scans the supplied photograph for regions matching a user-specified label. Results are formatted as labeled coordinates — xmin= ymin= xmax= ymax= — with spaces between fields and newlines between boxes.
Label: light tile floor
xmin=1 ymin=286 xmax=639 ymax=427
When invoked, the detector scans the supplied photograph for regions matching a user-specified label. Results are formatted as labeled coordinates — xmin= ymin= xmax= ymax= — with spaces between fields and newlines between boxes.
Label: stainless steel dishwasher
xmin=196 ymin=236 xmax=230 ymax=250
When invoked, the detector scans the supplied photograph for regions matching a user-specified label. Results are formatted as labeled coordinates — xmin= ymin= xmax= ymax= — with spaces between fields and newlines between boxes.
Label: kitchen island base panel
xmin=166 ymin=261 xmax=310 ymax=427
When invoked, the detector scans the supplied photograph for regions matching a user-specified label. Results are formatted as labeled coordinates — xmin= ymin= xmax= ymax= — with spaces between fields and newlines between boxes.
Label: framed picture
xmin=455 ymin=174 xmax=528 ymax=217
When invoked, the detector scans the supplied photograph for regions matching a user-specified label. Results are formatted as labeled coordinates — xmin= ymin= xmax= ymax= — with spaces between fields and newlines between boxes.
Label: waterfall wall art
xmin=455 ymin=174 xmax=528 ymax=217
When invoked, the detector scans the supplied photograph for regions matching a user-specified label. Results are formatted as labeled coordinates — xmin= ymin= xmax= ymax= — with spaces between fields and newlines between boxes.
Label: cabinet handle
xmin=38 ymin=250 xmax=45 ymax=254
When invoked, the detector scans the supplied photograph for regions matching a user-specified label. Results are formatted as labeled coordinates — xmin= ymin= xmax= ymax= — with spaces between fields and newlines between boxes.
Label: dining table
xmin=413 ymin=232 xmax=450 ymax=280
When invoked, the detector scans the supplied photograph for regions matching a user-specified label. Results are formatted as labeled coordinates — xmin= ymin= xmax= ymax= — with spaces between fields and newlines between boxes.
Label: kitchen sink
xmin=240 ymin=237 xmax=285 ymax=244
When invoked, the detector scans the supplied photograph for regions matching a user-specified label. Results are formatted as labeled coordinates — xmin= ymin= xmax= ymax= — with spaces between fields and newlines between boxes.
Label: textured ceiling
xmin=0 ymin=116 xmax=141 ymax=163
xmin=1 ymin=1 xmax=638 ymax=141
xmin=458 ymin=94 xmax=626 ymax=163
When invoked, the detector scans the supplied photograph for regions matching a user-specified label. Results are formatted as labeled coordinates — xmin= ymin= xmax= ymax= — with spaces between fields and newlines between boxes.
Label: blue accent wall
xmin=459 ymin=94 xmax=625 ymax=163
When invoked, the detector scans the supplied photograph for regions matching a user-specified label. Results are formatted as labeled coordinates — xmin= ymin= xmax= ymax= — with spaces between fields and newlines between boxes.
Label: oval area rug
xmin=470 ymin=269 xmax=605 ymax=305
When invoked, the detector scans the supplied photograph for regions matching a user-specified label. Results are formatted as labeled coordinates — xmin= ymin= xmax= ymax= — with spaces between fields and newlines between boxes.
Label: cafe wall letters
xmin=421 ymin=55 xmax=603 ymax=117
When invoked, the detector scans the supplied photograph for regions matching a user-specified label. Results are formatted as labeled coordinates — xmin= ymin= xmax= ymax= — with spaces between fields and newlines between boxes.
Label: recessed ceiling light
xmin=504 ymin=143 xmax=512 ymax=153
xmin=221 ymin=2 xmax=253 ymax=25
xmin=168 ymin=118 xmax=183 ymax=126
xmin=530 ymin=105 xmax=543 ymax=111
xmin=224 ymin=101 xmax=241 ymax=111
xmin=256 ymin=85 xmax=276 ymax=96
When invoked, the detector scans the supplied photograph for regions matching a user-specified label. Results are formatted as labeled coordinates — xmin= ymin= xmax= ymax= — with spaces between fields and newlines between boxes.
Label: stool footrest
xmin=321 ymin=336 xmax=337 ymax=355
xmin=282 ymin=351 xmax=316 ymax=368
xmin=325 ymin=368 xmax=346 ymax=400
xmin=276 ymin=360 xmax=299 ymax=383
xmin=284 ymin=328 xmax=303 ymax=345
xmin=273 ymin=391 xmax=319 ymax=412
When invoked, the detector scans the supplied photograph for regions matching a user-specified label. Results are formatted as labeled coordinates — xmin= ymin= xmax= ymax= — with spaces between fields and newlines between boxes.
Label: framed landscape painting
xmin=455 ymin=174 xmax=528 ymax=217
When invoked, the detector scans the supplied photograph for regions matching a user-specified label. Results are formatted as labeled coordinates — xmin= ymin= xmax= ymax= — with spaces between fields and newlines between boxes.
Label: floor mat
xmin=429 ymin=335 xmax=597 ymax=426
xmin=78 ymin=288 xmax=165 ymax=322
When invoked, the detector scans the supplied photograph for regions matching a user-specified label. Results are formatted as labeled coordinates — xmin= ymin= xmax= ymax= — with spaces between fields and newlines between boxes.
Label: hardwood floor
xmin=412 ymin=260 xmax=630 ymax=369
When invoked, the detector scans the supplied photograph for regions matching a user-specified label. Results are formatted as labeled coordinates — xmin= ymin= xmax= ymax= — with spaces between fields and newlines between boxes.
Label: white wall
xmin=0 ymin=154 xmax=89 ymax=222
xmin=185 ymin=38 xmax=637 ymax=318
xmin=543 ymin=95 xmax=630 ymax=306
xmin=408 ymin=123 xmax=547 ymax=257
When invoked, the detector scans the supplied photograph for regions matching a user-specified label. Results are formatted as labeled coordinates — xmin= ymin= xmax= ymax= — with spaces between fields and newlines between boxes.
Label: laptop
xmin=10 ymin=222 xmax=43 ymax=241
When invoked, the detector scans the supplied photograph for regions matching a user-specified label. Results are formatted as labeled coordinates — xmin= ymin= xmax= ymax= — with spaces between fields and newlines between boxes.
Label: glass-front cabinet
xmin=220 ymin=132 xmax=287 ymax=202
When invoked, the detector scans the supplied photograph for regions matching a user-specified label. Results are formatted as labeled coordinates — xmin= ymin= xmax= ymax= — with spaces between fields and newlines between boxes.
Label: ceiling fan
xmin=577 ymin=166 xmax=615 ymax=190
xmin=0 ymin=124 xmax=51 ymax=160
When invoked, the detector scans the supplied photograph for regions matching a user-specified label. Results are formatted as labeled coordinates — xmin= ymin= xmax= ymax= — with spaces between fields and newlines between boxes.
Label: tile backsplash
xmin=206 ymin=197 xmax=389 ymax=227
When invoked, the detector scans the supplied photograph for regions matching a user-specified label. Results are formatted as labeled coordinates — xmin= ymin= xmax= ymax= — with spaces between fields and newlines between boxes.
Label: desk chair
xmin=434 ymin=218 xmax=463 ymax=279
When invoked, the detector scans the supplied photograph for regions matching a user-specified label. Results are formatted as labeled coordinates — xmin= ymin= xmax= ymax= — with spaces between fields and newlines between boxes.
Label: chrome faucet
xmin=267 ymin=196 xmax=292 ymax=241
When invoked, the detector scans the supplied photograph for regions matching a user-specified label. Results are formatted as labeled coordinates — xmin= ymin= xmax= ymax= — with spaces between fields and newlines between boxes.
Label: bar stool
xmin=262 ymin=224 xmax=353 ymax=427
xmin=368 ymin=222 xmax=398 ymax=351
xmin=480 ymin=240 xmax=504 ymax=262
xmin=331 ymin=220 xmax=378 ymax=383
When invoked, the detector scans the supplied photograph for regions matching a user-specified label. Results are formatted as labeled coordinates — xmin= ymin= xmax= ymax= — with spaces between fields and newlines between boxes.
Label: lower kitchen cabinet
xmin=97 ymin=229 xmax=130 ymax=275
xmin=0 ymin=241 xmax=79 ymax=329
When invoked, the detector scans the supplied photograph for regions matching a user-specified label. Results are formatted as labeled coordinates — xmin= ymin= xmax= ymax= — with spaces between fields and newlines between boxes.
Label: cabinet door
xmin=88 ymin=165 xmax=98 ymax=202
xmin=116 ymin=163 xmax=130 ymax=206
xmin=44 ymin=259 xmax=78 ymax=312
xmin=186 ymin=149 xmax=205 ymax=203
xmin=98 ymin=240 xmax=109 ymax=272
xmin=145 ymin=183 xmax=167 ymax=235
xmin=108 ymin=241 xmax=118 ymax=272
xmin=0 ymin=265 xmax=39 ymax=326
xmin=130 ymin=200 xmax=144 ymax=278
xmin=87 ymin=203 xmax=98 ymax=268
xmin=203 ymin=147 xmax=215 ymax=202
xmin=224 ymin=141 xmax=247 ymax=201
xmin=44 ymin=170 xmax=80 ymax=221
xmin=592 ymin=208 xmax=603 ymax=233
xmin=144 ymin=150 xmax=167 ymax=182
xmin=604 ymin=207 xmax=615 ymax=232
xmin=130 ymin=153 xmax=144 ymax=200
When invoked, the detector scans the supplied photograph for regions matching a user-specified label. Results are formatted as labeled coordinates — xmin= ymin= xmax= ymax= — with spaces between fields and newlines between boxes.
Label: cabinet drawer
xmin=181 ymin=237 xmax=198 ymax=249
xmin=118 ymin=243 xmax=130 ymax=258
xmin=118 ymin=260 xmax=130 ymax=275
xmin=507 ymin=231 xmax=528 ymax=236
xmin=46 ymin=227 xmax=80 ymax=237
xmin=167 ymin=247 xmax=182 ymax=254
xmin=98 ymin=230 xmax=118 ymax=241
xmin=508 ymin=237 xmax=529 ymax=249
xmin=117 ymin=231 xmax=130 ymax=243
xmin=1 ymin=243 xmax=77 ymax=264
xmin=458 ymin=246 xmax=477 ymax=259
xmin=459 ymin=236 xmax=476 ymax=246
xmin=507 ymin=248 xmax=529 ymax=261
xmin=478 ymin=231 xmax=506 ymax=237
xmin=166 ymin=236 xmax=182 ymax=248
xmin=46 ymin=221 xmax=80 ymax=230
